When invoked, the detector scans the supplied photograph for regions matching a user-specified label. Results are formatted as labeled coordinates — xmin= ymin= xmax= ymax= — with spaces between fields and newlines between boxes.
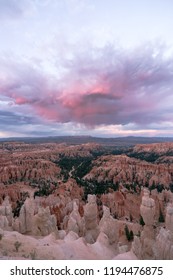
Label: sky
xmin=0 ymin=0 xmax=173 ymax=138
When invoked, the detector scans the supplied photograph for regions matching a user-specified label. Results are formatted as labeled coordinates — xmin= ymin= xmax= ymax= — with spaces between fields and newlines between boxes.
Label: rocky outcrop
xmin=99 ymin=206 xmax=118 ymax=245
xmin=83 ymin=195 xmax=99 ymax=243
xmin=13 ymin=198 xmax=35 ymax=234
xmin=0 ymin=216 xmax=9 ymax=230
xmin=67 ymin=200 xmax=84 ymax=236
xmin=131 ymin=190 xmax=173 ymax=260
xmin=132 ymin=189 xmax=156 ymax=259
xmin=154 ymin=203 xmax=173 ymax=259
xmin=84 ymin=155 xmax=173 ymax=188
xmin=12 ymin=195 xmax=59 ymax=236
xmin=1 ymin=141 xmax=173 ymax=260
xmin=101 ymin=191 xmax=125 ymax=218
xmin=154 ymin=227 xmax=173 ymax=259
xmin=165 ymin=203 xmax=173 ymax=232
xmin=140 ymin=189 xmax=155 ymax=227
xmin=0 ymin=196 xmax=13 ymax=229
xmin=133 ymin=142 xmax=173 ymax=155
xmin=0 ymin=159 xmax=60 ymax=183
xmin=0 ymin=142 xmax=102 ymax=184
xmin=32 ymin=207 xmax=57 ymax=236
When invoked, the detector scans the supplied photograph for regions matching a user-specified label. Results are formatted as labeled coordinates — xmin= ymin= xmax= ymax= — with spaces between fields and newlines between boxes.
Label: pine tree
xmin=129 ymin=230 xmax=134 ymax=241
xmin=124 ymin=225 xmax=134 ymax=241
xmin=158 ymin=209 xmax=165 ymax=223
xmin=139 ymin=215 xmax=145 ymax=226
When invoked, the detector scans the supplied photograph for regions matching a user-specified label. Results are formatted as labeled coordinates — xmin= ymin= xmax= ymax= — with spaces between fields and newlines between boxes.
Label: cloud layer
xmin=0 ymin=43 xmax=173 ymax=136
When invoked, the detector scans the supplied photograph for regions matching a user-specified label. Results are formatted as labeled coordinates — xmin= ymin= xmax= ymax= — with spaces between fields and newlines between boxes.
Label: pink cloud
xmin=13 ymin=96 xmax=28 ymax=105
xmin=0 ymin=43 xmax=173 ymax=129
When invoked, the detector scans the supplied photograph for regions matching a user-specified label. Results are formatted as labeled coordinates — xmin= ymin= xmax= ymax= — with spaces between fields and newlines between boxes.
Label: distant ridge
xmin=0 ymin=135 xmax=173 ymax=146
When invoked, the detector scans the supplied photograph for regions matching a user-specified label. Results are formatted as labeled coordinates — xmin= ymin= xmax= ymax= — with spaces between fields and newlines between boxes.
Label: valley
xmin=0 ymin=137 xmax=173 ymax=259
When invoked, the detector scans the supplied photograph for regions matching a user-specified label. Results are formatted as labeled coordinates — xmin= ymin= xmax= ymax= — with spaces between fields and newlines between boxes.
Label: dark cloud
xmin=0 ymin=110 xmax=37 ymax=126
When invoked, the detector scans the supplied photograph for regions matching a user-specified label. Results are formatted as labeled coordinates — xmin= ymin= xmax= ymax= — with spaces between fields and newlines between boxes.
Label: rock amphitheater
xmin=0 ymin=141 xmax=173 ymax=259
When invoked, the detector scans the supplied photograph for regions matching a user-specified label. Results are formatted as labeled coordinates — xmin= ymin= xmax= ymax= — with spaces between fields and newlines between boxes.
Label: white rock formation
xmin=0 ymin=196 xmax=13 ymax=229
xmin=32 ymin=206 xmax=57 ymax=236
xmin=154 ymin=203 xmax=173 ymax=259
xmin=0 ymin=216 xmax=9 ymax=230
xmin=0 ymin=228 xmax=4 ymax=238
xmin=140 ymin=189 xmax=155 ymax=226
xmin=83 ymin=195 xmax=99 ymax=243
xmin=99 ymin=205 xmax=118 ymax=245
xmin=132 ymin=189 xmax=156 ymax=259
xmin=165 ymin=203 xmax=173 ymax=232
xmin=13 ymin=198 xmax=35 ymax=234
xmin=154 ymin=227 xmax=173 ymax=259
xmin=67 ymin=200 xmax=84 ymax=236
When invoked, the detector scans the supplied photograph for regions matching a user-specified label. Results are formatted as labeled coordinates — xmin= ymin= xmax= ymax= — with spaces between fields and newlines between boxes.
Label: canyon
xmin=0 ymin=138 xmax=173 ymax=259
